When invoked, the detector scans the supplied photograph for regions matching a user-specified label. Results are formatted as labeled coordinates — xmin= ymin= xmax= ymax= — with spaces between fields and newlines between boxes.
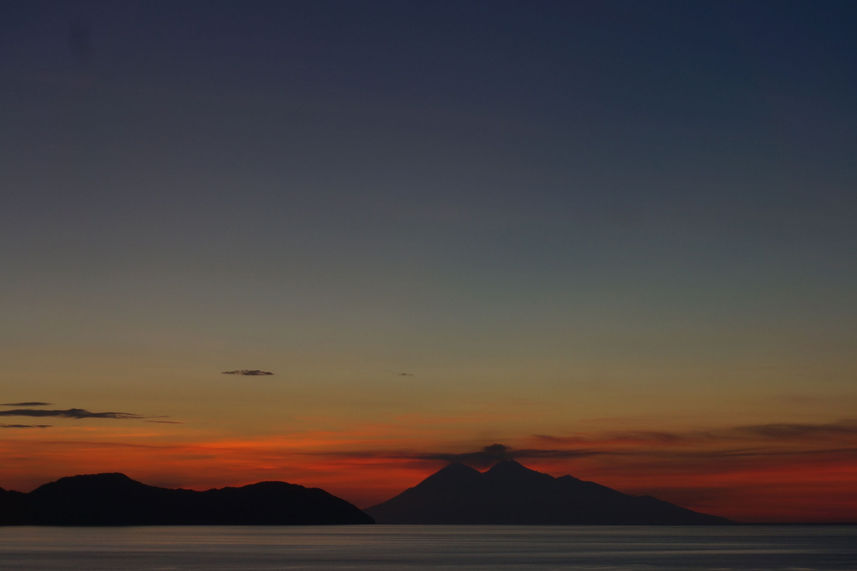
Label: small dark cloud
xmin=419 ymin=443 xmax=512 ymax=466
xmin=222 ymin=369 xmax=274 ymax=376
xmin=1 ymin=402 xmax=52 ymax=407
xmin=421 ymin=444 xmax=605 ymax=467
xmin=483 ymin=443 xmax=509 ymax=459
xmin=0 ymin=408 xmax=142 ymax=419
xmin=1 ymin=424 xmax=51 ymax=429
xmin=397 ymin=372 xmax=415 ymax=377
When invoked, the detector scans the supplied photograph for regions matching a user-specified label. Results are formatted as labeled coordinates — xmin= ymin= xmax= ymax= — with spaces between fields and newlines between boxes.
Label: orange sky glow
xmin=2 ymin=418 xmax=856 ymax=522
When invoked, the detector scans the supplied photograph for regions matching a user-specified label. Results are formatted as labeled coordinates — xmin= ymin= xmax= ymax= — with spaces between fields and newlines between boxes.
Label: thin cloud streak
xmin=1 ymin=424 xmax=51 ymax=429
xmin=1 ymin=402 xmax=52 ymax=407
xmin=0 ymin=408 xmax=142 ymax=419
xmin=305 ymin=444 xmax=857 ymax=464
xmin=222 ymin=369 xmax=274 ymax=376
xmin=300 ymin=443 xmax=607 ymax=468
xmin=736 ymin=421 xmax=857 ymax=439
xmin=532 ymin=419 xmax=857 ymax=447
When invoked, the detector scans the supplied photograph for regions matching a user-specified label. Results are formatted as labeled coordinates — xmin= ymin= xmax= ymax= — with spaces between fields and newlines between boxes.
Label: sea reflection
xmin=0 ymin=525 xmax=855 ymax=570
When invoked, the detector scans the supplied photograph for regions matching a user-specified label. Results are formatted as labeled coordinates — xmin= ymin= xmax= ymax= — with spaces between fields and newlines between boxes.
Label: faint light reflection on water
xmin=0 ymin=525 xmax=855 ymax=570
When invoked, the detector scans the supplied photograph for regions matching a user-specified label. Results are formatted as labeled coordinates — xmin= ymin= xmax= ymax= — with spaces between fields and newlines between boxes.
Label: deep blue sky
xmin=1 ymin=0 xmax=856 ymax=464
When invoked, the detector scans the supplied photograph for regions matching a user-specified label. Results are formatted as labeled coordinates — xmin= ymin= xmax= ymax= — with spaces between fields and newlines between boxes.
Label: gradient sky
xmin=2 ymin=0 xmax=856 ymax=522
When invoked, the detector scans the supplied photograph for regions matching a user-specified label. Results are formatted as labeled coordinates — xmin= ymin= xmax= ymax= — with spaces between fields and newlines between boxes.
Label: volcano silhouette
xmin=367 ymin=460 xmax=729 ymax=524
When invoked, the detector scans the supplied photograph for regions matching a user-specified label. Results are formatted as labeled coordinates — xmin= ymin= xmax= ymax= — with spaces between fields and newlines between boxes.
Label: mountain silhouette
xmin=0 ymin=486 xmax=29 ymax=525
xmin=367 ymin=460 xmax=729 ymax=524
xmin=0 ymin=473 xmax=373 ymax=525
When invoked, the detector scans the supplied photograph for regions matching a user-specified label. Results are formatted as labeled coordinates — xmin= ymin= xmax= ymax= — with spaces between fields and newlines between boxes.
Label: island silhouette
xmin=0 ymin=473 xmax=372 ymax=525
xmin=368 ymin=460 xmax=730 ymax=525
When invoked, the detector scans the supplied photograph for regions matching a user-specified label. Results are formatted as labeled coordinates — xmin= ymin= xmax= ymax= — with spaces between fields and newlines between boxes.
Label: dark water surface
xmin=0 ymin=525 xmax=855 ymax=570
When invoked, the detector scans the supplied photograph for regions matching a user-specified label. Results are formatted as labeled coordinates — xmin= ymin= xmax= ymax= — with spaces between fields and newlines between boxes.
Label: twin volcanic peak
xmin=0 ymin=473 xmax=372 ymax=525
xmin=367 ymin=460 xmax=730 ymax=524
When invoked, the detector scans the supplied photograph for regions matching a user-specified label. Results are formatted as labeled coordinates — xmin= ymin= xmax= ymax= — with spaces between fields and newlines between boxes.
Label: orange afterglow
xmin=2 ymin=418 xmax=856 ymax=521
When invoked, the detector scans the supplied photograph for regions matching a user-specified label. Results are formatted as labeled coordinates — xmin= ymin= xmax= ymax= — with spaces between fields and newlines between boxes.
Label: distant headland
xmin=0 ymin=473 xmax=372 ymax=525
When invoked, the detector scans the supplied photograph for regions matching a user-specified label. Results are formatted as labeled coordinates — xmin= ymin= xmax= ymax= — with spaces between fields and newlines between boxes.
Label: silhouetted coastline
xmin=0 ymin=473 xmax=373 ymax=525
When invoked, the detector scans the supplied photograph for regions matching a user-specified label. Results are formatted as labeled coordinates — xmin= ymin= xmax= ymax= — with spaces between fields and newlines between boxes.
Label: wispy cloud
xmin=302 ymin=442 xmax=606 ymax=468
xmin=533 ymin=431 xmax=687 ymax=446
xmin=222 ymin=369 xmax=274 ymax=376
xmin=1 ymin=402 xmax=52 ymax=407
xmin=1 ymin=424 xmax=51 ymax=429
xmin=294 ymin=419 xmax=857 ymax=472
xmin=532 ymin=419 xmax=857 ymax=447
xmin=734 ymin=420 xmax=857 ymax=440
xmin=0 ymin=408 xmax=142 ymax=419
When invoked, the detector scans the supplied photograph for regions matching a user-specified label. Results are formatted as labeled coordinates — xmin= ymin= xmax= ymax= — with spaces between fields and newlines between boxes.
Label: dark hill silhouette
xmin=0 ymin=487 xmax=29 ymax=525
xmin=367 ymin=460 xmax=729 ymax=525
xmin=1 ymin=473 xmax=373 ymax=525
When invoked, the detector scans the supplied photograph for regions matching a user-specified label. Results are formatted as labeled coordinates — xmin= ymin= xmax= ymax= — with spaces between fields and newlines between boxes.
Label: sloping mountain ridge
xmin=367 ymin=460 xmax=729 ymax=524
xmin=1 ymin=473 xmax=373 ymax=525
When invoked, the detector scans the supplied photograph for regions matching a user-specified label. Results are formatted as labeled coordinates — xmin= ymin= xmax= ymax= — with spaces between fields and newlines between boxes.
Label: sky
xmin=1 ymin=0 xmax=856 ymax=522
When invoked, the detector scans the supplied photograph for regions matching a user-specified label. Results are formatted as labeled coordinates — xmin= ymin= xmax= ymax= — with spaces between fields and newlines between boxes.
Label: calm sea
xmin=0 ymin=525 xmax=855 ymax=570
